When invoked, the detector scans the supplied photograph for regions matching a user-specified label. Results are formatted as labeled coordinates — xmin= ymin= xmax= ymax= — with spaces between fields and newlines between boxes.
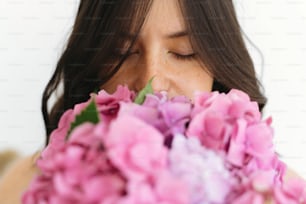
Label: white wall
xmin=0 ymin=0 xmax=79 ymax=154
xmin=234 ymin=0 xmax=306 ymax=178
xmin=0 ymin=1 xmax=305 ymax=178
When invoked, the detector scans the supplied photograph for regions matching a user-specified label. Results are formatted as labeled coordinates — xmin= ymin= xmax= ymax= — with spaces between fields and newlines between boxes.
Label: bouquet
xmin=22 ymin=80 xmax=306 ymax=204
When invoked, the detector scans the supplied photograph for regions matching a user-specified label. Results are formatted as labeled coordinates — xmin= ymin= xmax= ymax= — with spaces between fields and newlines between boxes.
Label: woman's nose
xmin=133 ymin=54 xmax=169 ymax=93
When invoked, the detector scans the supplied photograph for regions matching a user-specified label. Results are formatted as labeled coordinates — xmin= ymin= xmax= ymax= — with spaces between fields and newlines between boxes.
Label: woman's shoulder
xmin=284 ymin=165 xmax=304 ymax=182
xmin=0 ymin=150 xmax=41 ymax=204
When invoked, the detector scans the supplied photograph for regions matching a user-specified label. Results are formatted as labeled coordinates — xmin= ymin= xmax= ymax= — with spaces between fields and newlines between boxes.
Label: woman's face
xmin=100 ymin=0 xmax=213 ymax=100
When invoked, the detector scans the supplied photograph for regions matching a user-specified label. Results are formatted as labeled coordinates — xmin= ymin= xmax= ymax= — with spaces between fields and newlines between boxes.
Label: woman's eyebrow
xmin=119 ymin=30 xmax=189 ymax=40
xmin=165 ymin=30 xmax=188 ymax=38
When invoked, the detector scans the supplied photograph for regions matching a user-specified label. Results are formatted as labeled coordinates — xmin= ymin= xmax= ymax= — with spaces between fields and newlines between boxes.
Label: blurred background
xmin=0 ymin=0 xmax=305 ymax=177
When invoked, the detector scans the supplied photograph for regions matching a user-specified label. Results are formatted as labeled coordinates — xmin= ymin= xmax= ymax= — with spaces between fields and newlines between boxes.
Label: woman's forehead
xmin=139 ymin=0 xmax=186 ymax=38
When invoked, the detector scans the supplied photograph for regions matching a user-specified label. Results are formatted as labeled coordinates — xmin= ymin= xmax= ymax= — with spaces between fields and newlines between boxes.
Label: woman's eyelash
xmin=172 ymin=53 xmax=196 ymax=61
xmin=114 ymin=50 xmax=196 ymax=61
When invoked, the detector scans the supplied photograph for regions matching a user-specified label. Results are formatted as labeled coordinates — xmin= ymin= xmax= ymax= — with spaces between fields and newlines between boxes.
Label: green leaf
xmin=134 ymin=77 xmax=155 ymax=105
xmin=66 ymin=98 xmax=100 ymax=140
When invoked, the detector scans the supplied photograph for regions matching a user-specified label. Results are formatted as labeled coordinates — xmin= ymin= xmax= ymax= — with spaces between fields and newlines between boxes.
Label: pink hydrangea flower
xmin=192 ymin=89 xmax=261 ymax=123
xmin=23 ymin=123 xmax=126 ymax=204
xmin=118 ymin=91 xmax=192 ymax=143
xmin=274 ymin=178 xmax=306 ymax=203
xmin=142 ymin=92 xmax=192 ymax=138
xmin=22 ymin=86 xmax=306 ymax=204
xmin=227 ymin=119 xmax=275 ymax=168
xmin=169 ymin=134 xmax=235 ymax=204
xmin=104 ymin=115 xmax=168 ymax=181
xmin=119 ymin=171 xmax=189 ymax=204
xmin=43 ymin=85 xmax=134 ymax=161
xmin=41 ymin=109 xmax=74 ymax=159
xmin=94 ymin=85 xmax=136 ymax=123
xmin=42 ymin=96 xmax=97 ymax=160
xmin=187 ymin=89 xmax=277 ymax=174
xmin=229 ymin=170 xmax=306 ymax=204
xmin=186 ymin=110 xmax=232 ymax=151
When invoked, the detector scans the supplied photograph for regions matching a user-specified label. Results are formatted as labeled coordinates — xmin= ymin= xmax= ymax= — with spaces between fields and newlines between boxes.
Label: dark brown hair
xmin=42 ymin=0 xmax=267 ymax=146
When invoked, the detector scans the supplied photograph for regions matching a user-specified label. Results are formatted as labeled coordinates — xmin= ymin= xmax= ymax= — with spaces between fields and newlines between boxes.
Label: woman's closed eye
xmin=115 ymin=49 xmax=196 ymax=61
xmin=170 ymin=52 xmax=197 ymax=61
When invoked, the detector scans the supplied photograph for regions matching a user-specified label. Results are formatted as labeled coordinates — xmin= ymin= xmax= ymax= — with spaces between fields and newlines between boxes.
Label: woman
xmin=0 ymin=0 xmax=301 ymax=203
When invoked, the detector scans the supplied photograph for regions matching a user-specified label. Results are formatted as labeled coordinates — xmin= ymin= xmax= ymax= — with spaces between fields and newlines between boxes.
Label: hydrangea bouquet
xmin=22 ymin=80 xmax=306 ymax=204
